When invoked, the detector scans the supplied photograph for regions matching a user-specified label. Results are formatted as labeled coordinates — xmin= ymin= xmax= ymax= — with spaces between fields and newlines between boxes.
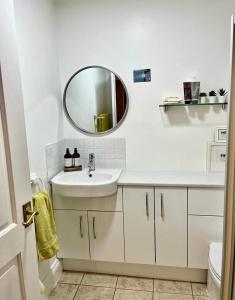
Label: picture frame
xmin=215 ymin=126 xmax=227 ymax=143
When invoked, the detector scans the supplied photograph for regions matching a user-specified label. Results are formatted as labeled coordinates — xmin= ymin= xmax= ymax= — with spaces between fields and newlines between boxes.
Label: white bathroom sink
xmin=51 ymin=168 xmax=122 ymax=197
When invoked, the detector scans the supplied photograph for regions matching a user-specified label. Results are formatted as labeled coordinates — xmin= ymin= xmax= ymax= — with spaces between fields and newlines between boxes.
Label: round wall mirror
xmin=63 ymin=66 xmax=129 ymax=134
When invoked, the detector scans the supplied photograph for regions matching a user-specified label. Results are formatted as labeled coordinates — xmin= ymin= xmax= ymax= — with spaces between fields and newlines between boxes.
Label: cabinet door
xmin=88 ymin=211 xmax=124 ymax=262
xmin=188 ymin=215 xmax=223 ymax=269
xmin=54 ymin=210 xmax=90 ymax=259
xmin=123 ymin=187 xmax=155 ymax=264
xmin=155 ymin=188 xmax=187 ymax=267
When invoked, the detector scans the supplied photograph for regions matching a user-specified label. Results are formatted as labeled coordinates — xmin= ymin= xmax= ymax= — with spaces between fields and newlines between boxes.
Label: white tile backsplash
xmin=45 ymin=140 xmax=64 ymax=179
xmin=45 ymin=138 xmax=126 ymax=179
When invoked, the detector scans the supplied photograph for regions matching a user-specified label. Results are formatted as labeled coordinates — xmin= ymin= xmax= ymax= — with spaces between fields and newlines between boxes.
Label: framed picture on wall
xmin=215 ymin=126 xmax=227 ymax=143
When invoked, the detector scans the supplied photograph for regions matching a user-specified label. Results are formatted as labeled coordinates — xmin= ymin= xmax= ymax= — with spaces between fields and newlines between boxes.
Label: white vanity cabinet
xmin=88 ymin=211 xmax=124 ymax=262
xmin=188 ymin=188 xmax=224 ymax=269
xmin=53 ymin=187 xmax=124 ymax=262
xmin=123 ymin=187 xmax=155 ymax=264
xmin=155 ymin=188 xmax=187 ymax=267
xmin=54 ymin=210 xmax=90 ymax=260
xmin=53 ymin=177 xmax=225 ymax=274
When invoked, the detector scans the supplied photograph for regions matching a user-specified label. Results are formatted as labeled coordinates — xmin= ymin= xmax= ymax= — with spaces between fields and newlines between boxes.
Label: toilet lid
xmin=209 ymin=242 xmax=222 ymax=280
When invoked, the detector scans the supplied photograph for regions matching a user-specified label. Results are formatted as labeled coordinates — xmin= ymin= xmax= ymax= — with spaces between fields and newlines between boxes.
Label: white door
xmin=155 ymin=188 xmax=187 ymax=267
xmin=123 ymin=187 xmax=155 ymax=264
xmin=88 ymin=211 xmax=124 ymax=262
xmin=54 ymin=210 xmax=90 ymax=260
xmin=0 ymin=1 xmax=40 ymax=299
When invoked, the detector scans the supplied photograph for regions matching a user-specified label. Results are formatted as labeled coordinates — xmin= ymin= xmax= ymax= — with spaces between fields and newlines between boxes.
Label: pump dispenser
xmin=64 ymin=148 xmax=72 ymax=168
xmin=72 ymin=148 xmax=81 ymax=167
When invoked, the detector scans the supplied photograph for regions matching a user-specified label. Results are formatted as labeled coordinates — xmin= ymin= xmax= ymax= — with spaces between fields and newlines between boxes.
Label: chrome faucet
xmin=88 ymin=153 xmax=95 ymax=172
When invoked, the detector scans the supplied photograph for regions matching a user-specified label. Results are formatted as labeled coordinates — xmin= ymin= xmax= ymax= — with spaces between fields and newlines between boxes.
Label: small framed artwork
xmin=215 ymin=126 xmax=227 ymax=143
xmin=133 ymin=69 xmax=151 ymax=83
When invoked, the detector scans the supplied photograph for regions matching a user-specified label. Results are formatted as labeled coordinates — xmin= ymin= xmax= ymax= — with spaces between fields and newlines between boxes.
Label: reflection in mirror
xmin=63 ymin=66 xmax=128 ymax=134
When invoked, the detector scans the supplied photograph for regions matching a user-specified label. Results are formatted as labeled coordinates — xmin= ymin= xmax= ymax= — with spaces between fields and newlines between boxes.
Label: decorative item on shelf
xmin=163 ymin=97 xmax=183 ymax=104
xmin=183 ymin=81 xmax=200 ymax=104
xmin=199 ymin=92 xmax=208 ymax=104
xmin=208 ymin=90 xmax=217 ymax=103
xmin=217 ymin=88 xmax=228 ymax=103
xmin=215 ymin=126 xmax=227 ymax=143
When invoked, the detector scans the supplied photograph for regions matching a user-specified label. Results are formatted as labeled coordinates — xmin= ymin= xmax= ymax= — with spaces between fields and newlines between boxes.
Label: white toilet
xmin=207 ymin=242 xmax=222 ymax=300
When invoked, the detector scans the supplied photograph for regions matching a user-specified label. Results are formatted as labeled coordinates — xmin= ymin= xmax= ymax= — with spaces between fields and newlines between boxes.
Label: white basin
xmin=51 ymin=168 xmax=122 ymax=197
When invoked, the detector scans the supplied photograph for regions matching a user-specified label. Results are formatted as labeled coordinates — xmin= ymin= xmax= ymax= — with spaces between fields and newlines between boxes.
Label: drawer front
xmin=188 ymin=188 xmax=224 ymax=216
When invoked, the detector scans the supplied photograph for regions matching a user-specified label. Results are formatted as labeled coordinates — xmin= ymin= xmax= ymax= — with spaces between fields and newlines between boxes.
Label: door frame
xmin=221 ymin=15 xmax=235 ymax=300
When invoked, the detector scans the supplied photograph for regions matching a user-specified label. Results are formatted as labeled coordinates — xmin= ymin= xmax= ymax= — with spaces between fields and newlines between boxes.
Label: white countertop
xmin=118 ymin=170 xmax=225 ymax=188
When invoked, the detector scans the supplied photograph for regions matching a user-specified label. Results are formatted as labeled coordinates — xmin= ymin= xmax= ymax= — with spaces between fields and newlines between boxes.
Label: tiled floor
xmin=49 ymin=272 xmax=209 ymax=300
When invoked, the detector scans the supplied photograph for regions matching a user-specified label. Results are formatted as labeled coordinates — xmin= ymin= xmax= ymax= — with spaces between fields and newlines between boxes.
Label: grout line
xmin=80 ymin=283 xmax=117 ymax=289
xmin=112 ymin=275 xmax=119 ymax=300
xmin=80 ymin=272 xmax=85 ymax=285
xmin=72 ymin=284 xmax=80 ymax=300
xmin=114 ymin=287 xmax=155 ymax=293
xmin=190 ymin=282 xmax=193 ymax=296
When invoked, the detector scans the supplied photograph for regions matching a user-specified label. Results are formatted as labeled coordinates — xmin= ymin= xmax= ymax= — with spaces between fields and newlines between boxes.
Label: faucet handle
xmin=89 ymin=153 xmax=95 ymax=160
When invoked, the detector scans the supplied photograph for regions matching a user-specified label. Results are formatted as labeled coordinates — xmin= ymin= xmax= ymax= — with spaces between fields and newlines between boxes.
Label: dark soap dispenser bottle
xmin=72 ymin=148 xmax=81 ymax=167
xmin=64 ymin=148 xmax=72 ymax=168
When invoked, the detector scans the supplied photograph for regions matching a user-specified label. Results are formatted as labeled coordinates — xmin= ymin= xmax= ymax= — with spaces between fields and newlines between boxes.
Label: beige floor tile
xmin=193 ymin=297 xmax=209 ymax=300
xmin=59 ymin=271 xmax=84 ymax=284
xmin=154 ymin=280 xmax=192 ymax=295
xmin=117 ymin=276 xmax=153 ymax=291
xmin=49 ymin=283 xmax=78 ymax=300
xmin=154 ymin=293 xmax=193 ymax=299
xmin=74 ymin=285 xmax=115 ymax=300
xmin=191 ymin=283 xmax=208 ymax=296
xmin=81 ymin=273 xmax=117 ymax=288
xmin=114 ymin=289 xmax=153 ymax=300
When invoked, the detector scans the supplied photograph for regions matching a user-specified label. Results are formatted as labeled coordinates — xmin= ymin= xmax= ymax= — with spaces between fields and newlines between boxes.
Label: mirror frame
xmin=63 ymin=65 xmax=129 ymax=136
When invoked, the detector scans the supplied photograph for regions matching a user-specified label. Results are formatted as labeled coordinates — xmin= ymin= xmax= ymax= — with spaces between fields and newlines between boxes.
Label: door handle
xmin=160 ymin=193 xmax=164 ymax=220
xmin=22 ymin=202 xmax=38 ymax=227
xmin=146 ymin=192 xmax=149 ymax=217
xmin=92 ymin=217 xmax=96 ymax=239
xmin=80 ymin=215 xmax=84 ymax=238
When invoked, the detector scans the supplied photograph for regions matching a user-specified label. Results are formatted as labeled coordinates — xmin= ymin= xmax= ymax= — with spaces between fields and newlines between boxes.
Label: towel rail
xmin=30 ymin=173 xmax=45 ymax=192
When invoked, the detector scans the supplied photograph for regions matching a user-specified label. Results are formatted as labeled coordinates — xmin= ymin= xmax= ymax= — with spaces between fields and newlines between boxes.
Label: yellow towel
xmin=33 ymin=189 xmax=59 ymax=261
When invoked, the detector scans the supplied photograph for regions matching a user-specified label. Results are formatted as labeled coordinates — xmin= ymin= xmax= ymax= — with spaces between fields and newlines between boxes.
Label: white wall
xmin=13 ymin=0 xmax=62 ymax=295
xmin=55 ymin=0 xmax=234 ymax=171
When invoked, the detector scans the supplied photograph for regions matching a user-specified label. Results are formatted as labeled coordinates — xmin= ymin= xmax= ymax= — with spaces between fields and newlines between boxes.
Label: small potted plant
xmin=200 ymin=92 xmax=208 ymax=104
xmin=217 ymin=88 xmax=228 ymax=103
xmin=208 ymin=90 xmax=217 ymax=103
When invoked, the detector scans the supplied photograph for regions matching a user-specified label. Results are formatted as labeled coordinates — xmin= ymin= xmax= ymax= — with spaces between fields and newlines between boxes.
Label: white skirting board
xmin=40 ymin=259 xmax=63 ymax=299
xmin=62 ymin=259 xmax=207 ymax=283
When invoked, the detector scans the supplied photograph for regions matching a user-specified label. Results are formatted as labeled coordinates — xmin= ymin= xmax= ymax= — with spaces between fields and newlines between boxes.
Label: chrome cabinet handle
xmin=160 ymin=193 xmax=164 ymax=220
xmin=92 ymin=217 xmax=96 ymax=239
xmin=80 ymin=215 xmax=84 ymax=238
xmin=146 ymin=192 xmax=149 ymax=217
